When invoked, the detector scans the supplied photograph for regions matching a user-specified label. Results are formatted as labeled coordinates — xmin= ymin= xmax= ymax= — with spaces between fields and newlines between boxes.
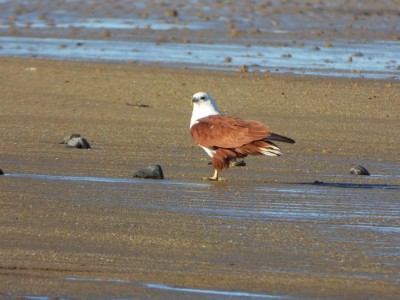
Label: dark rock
xmin=224 ymin=57 xmax=232 ymax=63
xmin=240 ymin=64 xmax=248 ymax=73
xmin=60 ymin=133 xmax=91 ymax=149
xmin=313 ymin=180 xmax=324 ymax=184
xmin=66 ymin=137 xmax=91 ymax=149
xmin=133 ymin=165 xmax=164 ymax=180
xmin=0 ymin=169 xmax=4 ymax=175
xmin=165 ymin=9 xmax=178 ymax=17
xmin=350 ymin=165 xmax=370 ymax=176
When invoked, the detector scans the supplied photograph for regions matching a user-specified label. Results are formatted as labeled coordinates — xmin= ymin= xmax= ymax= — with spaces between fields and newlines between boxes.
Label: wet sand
xmin=2 ymin=0 xmax=400 ymax=42
xmin=0 ymin=58 xmax=400 ymax=299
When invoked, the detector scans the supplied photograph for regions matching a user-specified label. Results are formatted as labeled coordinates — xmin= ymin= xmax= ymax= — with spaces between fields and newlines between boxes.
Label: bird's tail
xmin=235 ymin=140 xmax=283 ymax=157
xmin=257 ymin=142 xmax=282 ymax=156
xmin=257 ymin=132 xmax=295 ymax=156
xmin=264 ymin=133 xmax=295 ymax=144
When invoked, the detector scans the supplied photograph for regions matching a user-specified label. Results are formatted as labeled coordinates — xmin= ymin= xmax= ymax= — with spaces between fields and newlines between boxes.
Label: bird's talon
xmin=202 ymin=176 xmax=225 ymax=181
xmin=229 ymin=160 xmax=246 ymax=168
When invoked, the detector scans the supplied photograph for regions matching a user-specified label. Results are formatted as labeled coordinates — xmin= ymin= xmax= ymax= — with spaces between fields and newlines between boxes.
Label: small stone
xmin=38 ymin=13 xmax=47 ymax=21
xmin=322 ymin=149 xmax=331 ymax=154
xmin=60 ymin=133 xmax=81 ymax=144
xmin=101 ymin=29 xmax=111 ymax=39
xmin=224 ymin=57 xmax=232 ymax=63
xmin=139 ymin=12 xmax=149 ymax=19
xmin=313 ymin=180 xmax=324 ymax=185
xmin=350 ymin=165 xmax=370 ymax=176
xmin=352 ymin=52 xmax=364 ymax=57
xmin=165 ymin=9 xmax=178 ymax=17
xmin=240 ymin=64 xmax=248 ymax=73
xmin=133 ymin=165 xmax=164 ymax=179
xmin=67 ymin=137 xmax=91 ymax=149
xmin=0 ymin=169 xmax=4 ymax=175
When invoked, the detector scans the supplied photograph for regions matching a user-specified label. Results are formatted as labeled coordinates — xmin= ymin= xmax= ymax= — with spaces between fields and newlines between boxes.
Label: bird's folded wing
xmin=190 ymin=115 xmax=270 ymax=148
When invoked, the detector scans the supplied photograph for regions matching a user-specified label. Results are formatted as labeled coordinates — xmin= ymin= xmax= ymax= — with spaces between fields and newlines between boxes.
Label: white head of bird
xmin=190 ymin=92 xmax=220 ymax=128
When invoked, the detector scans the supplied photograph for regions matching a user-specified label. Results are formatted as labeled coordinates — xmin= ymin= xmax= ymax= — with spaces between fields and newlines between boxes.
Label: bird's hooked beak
xmin=191 ymin=97 xmax=198 ymax=106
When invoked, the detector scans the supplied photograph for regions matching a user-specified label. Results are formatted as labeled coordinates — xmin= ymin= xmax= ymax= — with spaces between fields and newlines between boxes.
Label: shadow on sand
xmin=301 ymin=181 xmax=399 ymax=190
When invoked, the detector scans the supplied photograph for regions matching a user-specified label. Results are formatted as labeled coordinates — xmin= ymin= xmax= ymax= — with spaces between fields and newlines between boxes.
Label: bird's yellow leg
xmin=202 ymin=169 xmax=224 ymax=181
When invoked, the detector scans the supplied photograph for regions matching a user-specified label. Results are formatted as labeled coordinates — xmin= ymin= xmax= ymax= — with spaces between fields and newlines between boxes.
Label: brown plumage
xmin=191 ymin=115 xmax=295 ymax=173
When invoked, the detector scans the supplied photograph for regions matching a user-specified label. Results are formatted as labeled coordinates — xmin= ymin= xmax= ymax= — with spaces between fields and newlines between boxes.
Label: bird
xmin=190 ymin=92 xmax=295 ymax=181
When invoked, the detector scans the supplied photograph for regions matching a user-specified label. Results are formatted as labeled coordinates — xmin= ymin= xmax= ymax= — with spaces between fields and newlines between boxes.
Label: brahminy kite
xmin=190 ymin=92 xmax=295 ymax=181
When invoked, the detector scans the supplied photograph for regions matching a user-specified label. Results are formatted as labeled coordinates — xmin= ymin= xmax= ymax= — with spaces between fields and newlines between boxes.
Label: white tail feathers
xmin=258 ymin=145 xmax=282 ymax=156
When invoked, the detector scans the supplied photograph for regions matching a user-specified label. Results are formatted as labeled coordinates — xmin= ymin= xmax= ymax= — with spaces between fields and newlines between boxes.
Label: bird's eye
xmin=200 ymin=96 xmax=206 ymax=100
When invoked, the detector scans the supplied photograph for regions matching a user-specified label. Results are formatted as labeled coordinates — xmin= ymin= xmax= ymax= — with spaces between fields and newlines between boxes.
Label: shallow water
xmin=6 ymin=172 xmax=400 ymax=225
xmin=5 ymin=171 xmax=400 ymax=268
xmin=15 ymin=279 xmax=294 ymax=300
xmin=0 ymin=0 xmax=399 ymax=79
xmin=2 ymin=163 xmax=400 ymax=298
xmin=0 ymin=36 xmax=399 ymax=79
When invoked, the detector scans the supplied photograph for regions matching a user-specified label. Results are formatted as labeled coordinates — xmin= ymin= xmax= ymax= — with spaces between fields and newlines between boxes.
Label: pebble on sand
xmin=224 ymin=57 xmax=232 ymax=63
xmin=133 ymin=165 xmax=164 ymax=180
xmin=240 ymin=64 xmax=248 ymax=73
xmin=165 ymin=9 xmax=178 ymax=17
xmin=0 ymin=169 xmax=4 ymax=175
xmin=60 ymin=133 xmax=91 ymax=149
xmin=350 ymin=165 xmax=370 ymax=176
xmin=67 ymin=137 xmax=91 ymax=149
xmin=59 ymin=133 xmax=82 ymax=144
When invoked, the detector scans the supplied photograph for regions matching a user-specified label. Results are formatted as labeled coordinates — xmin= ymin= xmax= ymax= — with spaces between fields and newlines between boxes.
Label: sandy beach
xmin=0 ymin=57 xmax=399 ymax=298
